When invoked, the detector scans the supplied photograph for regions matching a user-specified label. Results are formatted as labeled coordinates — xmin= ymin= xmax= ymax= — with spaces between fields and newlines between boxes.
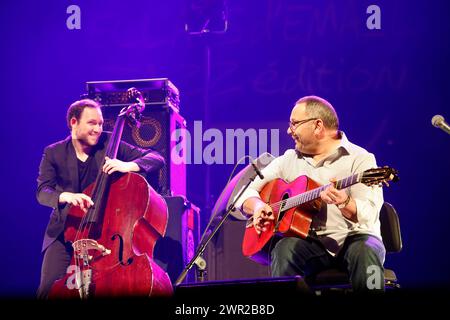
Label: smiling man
xmin=36 ymin=99 xmax=165 ymax=298
xmin=239 ymin=95 xmax=386 ymax=293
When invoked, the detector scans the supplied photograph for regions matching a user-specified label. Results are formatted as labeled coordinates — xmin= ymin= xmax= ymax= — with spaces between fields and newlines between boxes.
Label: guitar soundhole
xmin=277 ymin=193 xmax=290 ymax=221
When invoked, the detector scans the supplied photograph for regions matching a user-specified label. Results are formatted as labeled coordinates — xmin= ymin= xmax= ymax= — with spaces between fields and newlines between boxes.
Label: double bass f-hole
xmin=111 ymin=233 xmax=133 ymax=266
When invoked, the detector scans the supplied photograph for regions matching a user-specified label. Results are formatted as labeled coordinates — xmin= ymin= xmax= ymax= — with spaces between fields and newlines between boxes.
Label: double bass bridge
xmin=72 ymin=239 xmax=111 ymax=261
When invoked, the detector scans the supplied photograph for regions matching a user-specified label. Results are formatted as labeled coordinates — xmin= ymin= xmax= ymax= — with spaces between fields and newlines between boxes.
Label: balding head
xmin=295 ymin=96 xmax=339 ymax=130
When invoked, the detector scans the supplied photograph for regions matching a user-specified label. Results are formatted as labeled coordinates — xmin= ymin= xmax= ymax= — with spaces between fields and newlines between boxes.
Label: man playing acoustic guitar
xmin=239 ymin=96 xmax=386 ymax=292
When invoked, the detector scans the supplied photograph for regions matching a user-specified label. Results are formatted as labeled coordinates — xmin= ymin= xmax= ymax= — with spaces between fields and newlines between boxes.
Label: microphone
xmin=251 ymin=160 xmax=264 ymax=180
xmin=432 ymin=115 xmax=450 ymax=135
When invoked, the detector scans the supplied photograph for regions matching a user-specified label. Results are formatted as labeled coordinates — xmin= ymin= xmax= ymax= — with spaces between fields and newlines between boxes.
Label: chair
xmin=306 ymin=202 xmax=402 ymax=292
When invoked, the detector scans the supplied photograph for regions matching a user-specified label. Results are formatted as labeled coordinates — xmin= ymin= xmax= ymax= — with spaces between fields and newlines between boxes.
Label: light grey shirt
xmin=236 ymin=132 xmax=384 ymax=256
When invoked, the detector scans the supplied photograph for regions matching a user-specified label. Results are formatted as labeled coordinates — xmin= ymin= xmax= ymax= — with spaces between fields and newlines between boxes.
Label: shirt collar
xmin=337 ymin=131 xmax=352 ymax=155
xmin=296 ymin=131 xmax=352 ymax=167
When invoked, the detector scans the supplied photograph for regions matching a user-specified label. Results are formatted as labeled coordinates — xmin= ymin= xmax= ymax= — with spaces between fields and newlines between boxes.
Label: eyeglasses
xmin=288 ymin=118 xmax=318 ymax=132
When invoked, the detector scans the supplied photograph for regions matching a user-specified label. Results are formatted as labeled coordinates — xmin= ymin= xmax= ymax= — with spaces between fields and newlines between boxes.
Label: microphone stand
xmin=174 ymin=170 xmax=260 ymax=286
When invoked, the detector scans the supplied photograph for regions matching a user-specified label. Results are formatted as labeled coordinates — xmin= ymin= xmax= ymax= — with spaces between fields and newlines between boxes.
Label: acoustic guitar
xmin=242 ymin=166 xmax=399 ymax=265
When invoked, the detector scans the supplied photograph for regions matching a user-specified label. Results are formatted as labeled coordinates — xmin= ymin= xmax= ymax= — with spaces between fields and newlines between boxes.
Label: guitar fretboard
xmin=276 ymin=172 xmax=362 ymax=212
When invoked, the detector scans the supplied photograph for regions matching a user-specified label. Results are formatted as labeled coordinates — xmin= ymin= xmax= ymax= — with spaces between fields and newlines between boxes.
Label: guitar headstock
xmin=361 ymin=166 xmax=399 ymax=187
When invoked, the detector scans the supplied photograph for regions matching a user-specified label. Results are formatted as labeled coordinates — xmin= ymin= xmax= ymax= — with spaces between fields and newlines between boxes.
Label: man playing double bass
xmin=238 ymin=96 xmax=386 ymax=293
xmin=36 ymin=98 xmax=165 ymax=298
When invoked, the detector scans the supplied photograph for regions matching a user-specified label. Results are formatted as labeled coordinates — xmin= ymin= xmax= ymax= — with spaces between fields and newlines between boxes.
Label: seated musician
xmin=36 ymin=99 xmax=165 ymax=298
xmin=237 ymin=96 xmax=386 ymax=292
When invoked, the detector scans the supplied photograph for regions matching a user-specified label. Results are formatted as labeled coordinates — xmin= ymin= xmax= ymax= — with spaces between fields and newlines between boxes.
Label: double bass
xmin=49 ymin=88 xmax=173 ymax=298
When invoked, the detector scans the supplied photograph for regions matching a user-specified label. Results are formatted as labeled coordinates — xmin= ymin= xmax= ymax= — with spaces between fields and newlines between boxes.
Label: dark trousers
xmin=36 ymin=236 xmax=72 ymax=299
xmin=271 ymin=234 xmax=386 ymax=292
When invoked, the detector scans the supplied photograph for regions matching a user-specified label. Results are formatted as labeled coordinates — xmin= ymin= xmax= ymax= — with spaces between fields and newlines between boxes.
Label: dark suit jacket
xmin=36 ymin=132 xmax=165 ymax=252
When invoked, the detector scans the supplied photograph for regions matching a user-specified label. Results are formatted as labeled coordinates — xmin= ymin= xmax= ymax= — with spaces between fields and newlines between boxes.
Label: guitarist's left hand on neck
xmin=319 ymin=178 xmax=358 ymax=223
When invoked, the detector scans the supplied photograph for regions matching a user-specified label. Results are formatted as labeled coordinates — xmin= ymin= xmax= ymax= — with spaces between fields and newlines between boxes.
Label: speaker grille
xmin=101 ymin=104 xmax=186 ymax=197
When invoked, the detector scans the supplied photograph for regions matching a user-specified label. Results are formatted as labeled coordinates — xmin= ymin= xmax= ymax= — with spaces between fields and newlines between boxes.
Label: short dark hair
xmin=66 ymin=99 xmax=101 ymax=129
xmin=296 ymin=95 xmax=339 ymax=130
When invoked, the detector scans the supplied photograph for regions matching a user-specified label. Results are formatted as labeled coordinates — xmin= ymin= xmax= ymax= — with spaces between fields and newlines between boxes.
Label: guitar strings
xmin=267 ymin=172 xmax=362 ymax=214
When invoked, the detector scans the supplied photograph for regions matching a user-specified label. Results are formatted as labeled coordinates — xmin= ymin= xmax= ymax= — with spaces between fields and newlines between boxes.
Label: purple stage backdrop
xmin=0 ymin=0 xmax=449 ymax=297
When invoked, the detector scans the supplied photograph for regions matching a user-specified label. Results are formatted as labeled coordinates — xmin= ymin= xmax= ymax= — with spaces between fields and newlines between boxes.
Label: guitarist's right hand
xmin=252 ymin=201 xmax=275 ymax=235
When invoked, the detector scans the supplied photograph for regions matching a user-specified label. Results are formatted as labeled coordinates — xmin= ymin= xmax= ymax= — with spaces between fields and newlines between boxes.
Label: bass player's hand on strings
xmin=59 ymin=192 xmax=94 ymax=213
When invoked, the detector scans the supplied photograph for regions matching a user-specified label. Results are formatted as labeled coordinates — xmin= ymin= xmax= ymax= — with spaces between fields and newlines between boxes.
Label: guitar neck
xmin=280 ymin=172 xmax=363 ymax=211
